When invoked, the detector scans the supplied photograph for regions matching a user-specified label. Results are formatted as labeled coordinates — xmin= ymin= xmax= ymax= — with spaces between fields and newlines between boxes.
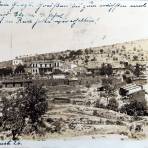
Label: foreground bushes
xmin=120 ymin=99 xmax=147 ymax=116
xmin=95 ymin=97 xmax=147 ymax=117
xmin=1 ymin=83 xmax=48 ymax=140
xmin=95 ymin=98 xmax=119 ymax=111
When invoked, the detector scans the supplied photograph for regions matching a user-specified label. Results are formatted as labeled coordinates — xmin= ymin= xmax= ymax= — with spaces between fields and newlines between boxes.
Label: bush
xmin=107 ymin=98 xmax=119 ymax=111
xmin=86 ymin=83 xmax=91 ymax=88
xmin=1 ymin=83 xmax=48 ymax=140
xmin=116 ymin=120 xmax=124 ymax=126
xmin=105 ymin=120 xmax=114 ymax=125
xmin=95 ymin=100 xmax=105 ymax=108
xmin=93 ymin=110 xmax=98 ymax=116
xmin=120 ymin=99 xmax=147 ymax=116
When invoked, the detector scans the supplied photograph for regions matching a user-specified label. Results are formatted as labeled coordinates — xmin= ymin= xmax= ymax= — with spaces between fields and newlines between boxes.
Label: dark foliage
xmin=100 ymin=63 xmax=113 ymax=76
xmin=95 ymin=99 xmax=105 ymax=109
xmin=107 ymin=98 xmax=119 ymax=111
xmin=22 ymin=84 xmax=48 ymax=125
xmin=101 ymin=78 xmax=116 ymax=104
xmin=14 ymin=64 xmax=25 ymax=74
xmin=0 ymin=67 xmax=13 ymax=76
xmin=120 ymin=99 xmax=147 ymax=116
xmin=1 ymin=96 xmax=26 ymax=140
xmin=1 ymin=84 xmax=48 ymax=140
xmin=69 ymin=50 xmax=83 ymax=60
xmin=133 ymin=63 xmax=142 ymax=77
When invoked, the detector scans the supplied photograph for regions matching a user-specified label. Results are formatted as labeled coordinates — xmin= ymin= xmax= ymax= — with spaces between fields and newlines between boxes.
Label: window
xmin=40 ymin=64 xmax=42 ymax=68
xmin=57 ymin=62 xmax=59 ymax=67
xmin=45 ymin=64 xmax=47 ymax=67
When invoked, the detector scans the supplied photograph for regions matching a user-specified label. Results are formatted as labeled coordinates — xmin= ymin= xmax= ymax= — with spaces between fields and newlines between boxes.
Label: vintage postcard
xmin=0 ymin=0 xmax=148 ymax=147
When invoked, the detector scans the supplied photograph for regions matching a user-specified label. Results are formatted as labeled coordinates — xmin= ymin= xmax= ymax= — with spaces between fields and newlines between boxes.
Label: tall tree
xmin=101 ymin=78 xmax=116 ymax=104
xmin=1 ymin=83 xmax=48 ymax=140
xmin=100 ymin=63 xmax=113 ymax=76
xmin=22 ymin=84 xmax=48 ymax=130
xmin=2 ymin=95 xmax=26 ymax=140
xmin=106 ymin=64 xmax=113 ymax=76
xmin=134 ymin=63 xmax=141 ymax=77
xmin=14 ymin=64 xmax=25 ymax=74
xmin=100 ymin=63 xmax=106 ymax=75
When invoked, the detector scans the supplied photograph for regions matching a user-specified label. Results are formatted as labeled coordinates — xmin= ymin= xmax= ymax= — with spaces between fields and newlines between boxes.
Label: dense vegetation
xmin=1 ymin=83 xmax=48 ymax=140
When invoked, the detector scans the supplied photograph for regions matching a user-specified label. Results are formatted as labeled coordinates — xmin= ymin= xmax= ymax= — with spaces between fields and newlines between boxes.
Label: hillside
xmin=1 ymin=39 xmax=148 ymax=68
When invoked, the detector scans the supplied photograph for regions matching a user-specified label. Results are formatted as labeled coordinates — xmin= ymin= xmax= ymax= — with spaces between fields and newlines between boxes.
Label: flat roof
xmin=31 ymin=60 xmax=64 ymax=63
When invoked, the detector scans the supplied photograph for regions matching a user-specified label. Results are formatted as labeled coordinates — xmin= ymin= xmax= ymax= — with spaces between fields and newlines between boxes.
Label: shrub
xmin=95 ymin=100 xmax=105 ymax=109
xmin=105 ymin=120 xmax=114 ymax=125
xmin=120 ymin=99 xmax=147 ymax=116
xmin=107 ymin=98 xmax=119 ymax=111
xmin=116 ymin=120 xmax=124 ymax=126
xmin=86 ymin=83 xmax=91 ymax=88
xmin=93 ymin=110 xmax=98 ymax=116
xmin=1 ymin=83 xmax=48 ymax=140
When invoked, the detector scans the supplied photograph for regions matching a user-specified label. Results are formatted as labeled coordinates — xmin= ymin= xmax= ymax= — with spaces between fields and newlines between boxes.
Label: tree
xmin=100 ymin=63 xmax=113 ymax=76
xmin=95 ymin=99 xmax=105 ymax=109
xmin=1 ymin=95 xmax=26 ymax=140
xmin=101 ymin=78 xmax=116 ymax=104
xmin=14 ymin=64 xmax=25 ymax=74
xmin=120 ymin=99 xmax=147 ymax=116
xmin=0 ymin=67 xmax=13 ymax=76
xmin=76 ymin=49 xmax=83 ymax=55
xmin=1 ymin=83 xmax=48 ymax=140
xmin=100 ymin=63 xmax=106 ymax=75
xmin=22 ymin=84 xmax=48 ymax=131
xmin=134 ymin=63 xmax=141 ymax=77
xmin=106 ymin=64 xmax=113 ymax=76
xmin=133 ymin=55 xmax=138 ymax=61
xmin=85 ymin=49 xmax=89 ymax=54
xmin=122 ymin=45 xmax=126 ymax=49
xmin=107 ymin=98 xmax=119 ymax=111
xmin=100 ymin=49 xmax=104 ymax=54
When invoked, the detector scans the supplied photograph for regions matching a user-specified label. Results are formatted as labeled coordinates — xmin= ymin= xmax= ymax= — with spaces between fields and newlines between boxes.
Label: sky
xmin=0 ymin=0 xmax=148 ymax=61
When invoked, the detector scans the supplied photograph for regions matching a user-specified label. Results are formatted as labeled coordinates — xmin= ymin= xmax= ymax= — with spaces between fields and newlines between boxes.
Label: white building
xmin=61 ymin=63 xmax=77 ymax=73
xmin=31 ymin=60 xmax=64 ymax=75
xmin=12 ymin=58 xmax=23 ymax=66
xmin=52 ymin=74 xmax=66 ymax=79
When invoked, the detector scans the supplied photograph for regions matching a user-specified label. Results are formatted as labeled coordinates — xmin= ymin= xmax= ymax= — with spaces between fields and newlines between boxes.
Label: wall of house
xmin=12 ymin=59 xmax=23 ymax=66
xmin=130 ymin=90 xmax=145 ymax=102
xmin=31 ymin=60 xmax=64 ymax=75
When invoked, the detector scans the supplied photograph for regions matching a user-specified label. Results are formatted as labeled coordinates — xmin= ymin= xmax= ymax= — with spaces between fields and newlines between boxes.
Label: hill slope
xmin=1 ymin=39 xmax=148 ymax=68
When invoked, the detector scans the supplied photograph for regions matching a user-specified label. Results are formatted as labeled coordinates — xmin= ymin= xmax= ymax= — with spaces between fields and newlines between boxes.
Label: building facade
xmin=31 ymin=60 xmax=64 ymax=75
xmin=12 ymin=58 xmax=23 ymax=66
xmin=119 ymin=83 xmax=145 ymax=102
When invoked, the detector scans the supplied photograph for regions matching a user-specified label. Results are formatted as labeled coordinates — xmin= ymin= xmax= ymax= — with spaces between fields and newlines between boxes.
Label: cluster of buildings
xmin=12 ymin=58 xmax=77 ymax=76
xmin=0 ymin=55 xmax=147 ymax=109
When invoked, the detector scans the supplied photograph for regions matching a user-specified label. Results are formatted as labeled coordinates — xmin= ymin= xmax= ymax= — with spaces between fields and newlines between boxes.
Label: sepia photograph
xmin=0 ymin=0 xmax=148 ymax=147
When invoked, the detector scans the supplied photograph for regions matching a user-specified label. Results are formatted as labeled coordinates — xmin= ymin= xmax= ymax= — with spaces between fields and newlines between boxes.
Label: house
xmin=52 ymin=74 xmax=66 ymax=79
xmin=12 ymin=58 xmax=23 ymax=67
xmin=72 ymin=66 xmax=87 ymax=76
xmin=31 ymin=60 xmax=64 ymax=75
xmin=119 ymin=83 xmax=145 ymax=101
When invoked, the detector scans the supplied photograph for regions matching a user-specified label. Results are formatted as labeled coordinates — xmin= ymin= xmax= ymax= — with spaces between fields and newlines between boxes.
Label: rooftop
xmin=31 ymin=60 xmax=64 ymax=63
